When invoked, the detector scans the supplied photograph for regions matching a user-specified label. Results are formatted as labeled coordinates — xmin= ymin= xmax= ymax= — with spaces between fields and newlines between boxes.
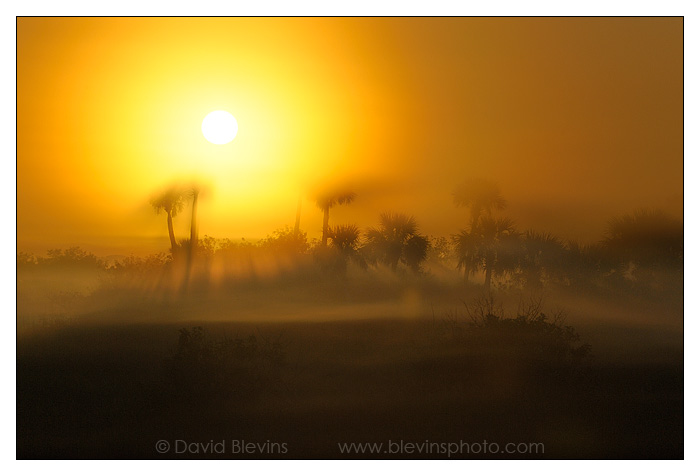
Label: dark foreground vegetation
xmin=17 ymin=300 xmax=681 ymax=459
xmin=16 ymin=193 xmax=683 ymax=459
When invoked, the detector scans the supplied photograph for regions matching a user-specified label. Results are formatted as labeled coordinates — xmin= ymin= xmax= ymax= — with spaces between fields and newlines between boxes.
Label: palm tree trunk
xmin=190 ymin=190 xmax=199 ymax=252
xmin=484 ymin=263 xmax=492 ymax=290
xmin=470 ymin=207 xmax=481 ymax=234
xmin=294 ymin=193 xmax=302 ymax=236
xmin=182 ymin=189 xmax=199 ymax=295
xmin=321 ymin=205 xmax=330 ymax=246
xmin=166 ymin=210 xmax=177 ymax=252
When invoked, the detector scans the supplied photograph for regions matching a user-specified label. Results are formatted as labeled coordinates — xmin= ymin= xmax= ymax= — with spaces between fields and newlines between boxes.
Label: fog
xmin=17 ymin=17 xmax=682 ymax=459
xmin=18 ymin=18 xmax=681 ymax=253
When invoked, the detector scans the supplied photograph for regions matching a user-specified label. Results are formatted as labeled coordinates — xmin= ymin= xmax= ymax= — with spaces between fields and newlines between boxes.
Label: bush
xmin=41 ymin=247 xmax=105 ymax=270
xmin=445 ymin=295 xmax=591 ymax=367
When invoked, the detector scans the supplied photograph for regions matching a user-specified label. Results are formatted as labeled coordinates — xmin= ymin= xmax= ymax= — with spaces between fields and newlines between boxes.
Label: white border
xmin=5 ymin=2 xmax=696 ymax=474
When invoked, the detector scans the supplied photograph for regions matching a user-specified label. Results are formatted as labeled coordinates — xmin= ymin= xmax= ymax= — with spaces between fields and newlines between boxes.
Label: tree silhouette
xmin=329 ymin=224 xmax=362 ymax=254
xmin=293 ymin=192 xmax=302 ymax=237
xmin=315 ymin=190 xmax=356 ymax=247
xmin=365 ymin=212 xmax=429 ymax=273
xmin=453 ymin=216 xmax=518 ymax=290
xmin=261 ymin=226 xmax=310 ymax=255
xmin=179 ymin=184 xmax=205 ymax=293
xmin=188 ymin=185 xmax=201 ymax=253
xmin=562 ymin=240 xmax=606 ymax=290
xmin=602 ymin=209 xmax=683 ymax=269
xmin=452 ymin=179 xmax=507 ymax=233
xmin=403 ymin=234 xmax=431 ymax=273
xmin=150 ymin=186 xmax=185 ymax=253
xmin=328 ymin=224 xmax=367 ymax=275
xmin=517 ymin=231 xmax=566 ymax=290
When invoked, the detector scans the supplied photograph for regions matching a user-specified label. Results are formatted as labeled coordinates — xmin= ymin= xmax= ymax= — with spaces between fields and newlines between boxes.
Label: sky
xmin=17 ymin=17 xmax=682 ymax=255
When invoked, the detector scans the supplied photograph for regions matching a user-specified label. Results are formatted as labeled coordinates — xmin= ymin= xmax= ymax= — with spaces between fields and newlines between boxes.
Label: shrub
xmin=446 ymin=295 xmax=591 ymax=367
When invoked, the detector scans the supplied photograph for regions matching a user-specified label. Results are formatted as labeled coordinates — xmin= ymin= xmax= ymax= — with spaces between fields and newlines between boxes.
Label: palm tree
xmin=328 ymin=224 xmax=366 ymax=275
xmin=452 ymin=228 xmax=481 ymax=281
xmin=150 ymin=186 xmax=185 ymax=253
xmin=188 ymin=185 xmax=200 ymax=254
xmin=452 ymin=179 xmax=507 ymax=233
xmin=453 ymin=216 xmax=518 ymax=290
xmin=365 ymin=212 xmax=429 ymax=273
xmin=315 ymin=190 xmax=356 ymax=246
xmin=518 ymin=231 xmax=565 ymax=290
xmin=293 ymin=192 xmax=302 ymax=237
xmin=562 ymin=240 xmax=605 ymax=290
xmin=329 ymin=224 xmax=362 ymax=254
xmin=178 ymin=184 xmax=205 ymax=293
xmin=602 ymin=209 xmax=683 ymax=269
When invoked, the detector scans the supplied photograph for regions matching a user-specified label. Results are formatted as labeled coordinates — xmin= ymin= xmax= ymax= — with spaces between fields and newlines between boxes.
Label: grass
xmin=17 ymin=303 xmax=682 ymax=459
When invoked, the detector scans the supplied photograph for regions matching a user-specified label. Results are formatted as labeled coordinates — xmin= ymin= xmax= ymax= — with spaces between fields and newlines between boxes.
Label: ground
xmin=16 ymin=283 xmax=683 ymax=459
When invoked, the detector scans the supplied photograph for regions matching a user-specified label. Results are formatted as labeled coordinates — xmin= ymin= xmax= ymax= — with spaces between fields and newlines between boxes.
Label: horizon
xmin=15 ymin=16 xmax=685 ymax=461
xmin=17 ymin=17 xmax=682 ymax=256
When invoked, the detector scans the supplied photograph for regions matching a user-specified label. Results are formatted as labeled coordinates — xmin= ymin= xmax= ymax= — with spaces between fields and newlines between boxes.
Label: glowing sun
xmin=202 ymin=110 xmax=238 ymax=144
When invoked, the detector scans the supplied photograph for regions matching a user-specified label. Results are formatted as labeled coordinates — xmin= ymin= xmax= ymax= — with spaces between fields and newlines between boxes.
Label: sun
xmin=202 ymin=110 xmax=238 ymax=144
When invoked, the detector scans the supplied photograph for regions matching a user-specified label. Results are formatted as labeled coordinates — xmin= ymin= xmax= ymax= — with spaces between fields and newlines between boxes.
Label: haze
xmin=17 ymin=17 xmax=682 ymax=255
xmin=16 ymin=17 xmax=684 ymax=460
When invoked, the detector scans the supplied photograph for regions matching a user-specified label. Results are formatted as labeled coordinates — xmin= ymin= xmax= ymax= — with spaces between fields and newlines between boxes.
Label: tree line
xmin=18 ymin=178 xmax=682 ymax=295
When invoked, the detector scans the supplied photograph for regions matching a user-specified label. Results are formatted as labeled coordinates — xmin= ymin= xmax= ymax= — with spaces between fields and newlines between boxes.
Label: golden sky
xmin=17 ymin=17 xmax=682 ymax=255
